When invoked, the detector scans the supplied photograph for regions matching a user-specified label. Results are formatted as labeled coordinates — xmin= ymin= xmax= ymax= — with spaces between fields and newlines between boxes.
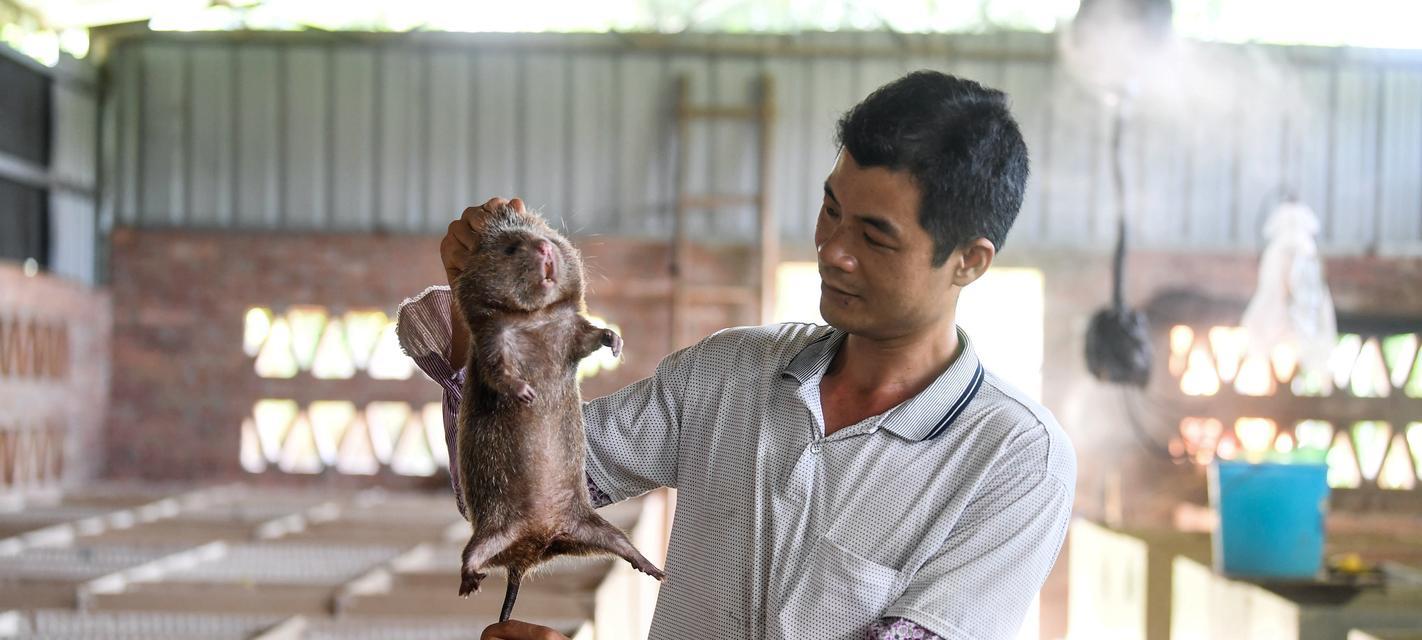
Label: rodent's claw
xmin=458 ymin=570 xmax=486 ymax=597
xmin=603 ymin=330 xmax=623 ymax=358
xmin=514 ymin=383 xmax=537 ymax=405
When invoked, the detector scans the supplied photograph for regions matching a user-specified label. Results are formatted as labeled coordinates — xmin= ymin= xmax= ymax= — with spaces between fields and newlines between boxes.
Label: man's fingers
xmin=446 ymin=219 xmax=477 ymax=250
xmin=459 ymin=197 xmax=528 ymax=231
xmin=462 ymin=197 xmax=509 ymax=226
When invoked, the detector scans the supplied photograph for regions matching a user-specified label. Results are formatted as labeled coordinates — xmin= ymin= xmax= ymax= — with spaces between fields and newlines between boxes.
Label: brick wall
xmin=108 ymin=227 xmax=1422 ymax=505
xmin=105 ymin=228 xmax=754 ymax=485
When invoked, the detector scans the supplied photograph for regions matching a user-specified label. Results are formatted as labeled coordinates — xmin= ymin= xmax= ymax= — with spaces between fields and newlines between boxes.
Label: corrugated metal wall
xmin=100 ymin=31 xmax=1422 ymax=254
xmin=51 ymin=76 xmax=99 ymax=284
xmin=0 ymin=44 xmax=99 ymax=285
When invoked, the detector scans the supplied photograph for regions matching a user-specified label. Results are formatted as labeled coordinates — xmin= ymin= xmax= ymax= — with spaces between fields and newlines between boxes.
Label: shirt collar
xmin=781 ymin=325 xmax=985 ymax=442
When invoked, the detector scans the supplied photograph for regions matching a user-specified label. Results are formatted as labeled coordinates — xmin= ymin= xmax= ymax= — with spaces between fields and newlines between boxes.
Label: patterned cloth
xmin=866 ymin=617 xmax=946 ymax=639
xmin=397 ymin=285 xmax=1074 ymax=640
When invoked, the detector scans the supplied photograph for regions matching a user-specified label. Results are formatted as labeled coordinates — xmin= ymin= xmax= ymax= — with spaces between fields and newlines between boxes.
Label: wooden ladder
xmin=669 ymin=73 xmax=777 ymax=353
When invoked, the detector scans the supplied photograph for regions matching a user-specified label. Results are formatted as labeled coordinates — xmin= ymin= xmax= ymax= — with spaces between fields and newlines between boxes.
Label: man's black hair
xmin=836 ymin=70 xmax=1029 ymax=266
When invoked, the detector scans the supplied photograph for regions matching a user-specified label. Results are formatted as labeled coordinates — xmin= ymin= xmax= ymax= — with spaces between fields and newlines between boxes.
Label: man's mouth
xmin=821 ymin=281 xmax=857 ymax=297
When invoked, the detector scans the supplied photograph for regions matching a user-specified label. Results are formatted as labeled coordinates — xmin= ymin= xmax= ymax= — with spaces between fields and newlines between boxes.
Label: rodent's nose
xmin=536 ymin=240 xmax=554 ymax=260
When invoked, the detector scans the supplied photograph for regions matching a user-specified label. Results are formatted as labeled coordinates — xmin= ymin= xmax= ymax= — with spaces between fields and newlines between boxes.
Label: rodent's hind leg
xmin=565 ymin=513 xmax=666 ymax=581
xmin=459 ymin=527 xmax=517 ymax=597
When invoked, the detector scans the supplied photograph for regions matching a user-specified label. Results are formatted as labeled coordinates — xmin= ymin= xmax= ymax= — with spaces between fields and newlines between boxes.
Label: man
xmin=398 ymin=71 xmax=1075 ymax=640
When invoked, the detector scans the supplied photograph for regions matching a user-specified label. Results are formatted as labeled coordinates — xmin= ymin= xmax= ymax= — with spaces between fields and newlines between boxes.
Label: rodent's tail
xmin=499 ymin=566 xmax=523 ymax=623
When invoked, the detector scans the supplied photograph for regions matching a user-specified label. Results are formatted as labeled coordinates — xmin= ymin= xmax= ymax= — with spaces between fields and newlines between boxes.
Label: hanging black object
xmin=1085 ymin=100 xmax=1152 ymax=387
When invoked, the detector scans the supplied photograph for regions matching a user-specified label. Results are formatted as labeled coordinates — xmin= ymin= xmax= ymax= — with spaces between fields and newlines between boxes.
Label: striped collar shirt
xmin=397 ymin=285 xmax=1075 ymax=640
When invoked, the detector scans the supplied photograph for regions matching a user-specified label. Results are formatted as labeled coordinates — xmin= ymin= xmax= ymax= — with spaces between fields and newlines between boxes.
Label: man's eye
xmin=865 ymin=234 xmax=889 ymax=249
xmin=825 ymin=207 xmax=839 ymax=219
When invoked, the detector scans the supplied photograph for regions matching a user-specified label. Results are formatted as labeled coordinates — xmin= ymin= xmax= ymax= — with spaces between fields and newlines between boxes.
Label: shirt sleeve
xmin=880 ymin=470 xmax=1074 ymax=640
xmin=579 ymin=335 xmax=704 ymax=503
xmin=864 ymin=617 xmax=946 ymax=639
xmin=395 ymin=285 xmax=614 ymax=513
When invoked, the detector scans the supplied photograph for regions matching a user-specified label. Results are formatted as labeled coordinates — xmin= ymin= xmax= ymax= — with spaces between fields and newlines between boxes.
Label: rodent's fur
xmin=451 ymin=205 xmax=664 ymax=622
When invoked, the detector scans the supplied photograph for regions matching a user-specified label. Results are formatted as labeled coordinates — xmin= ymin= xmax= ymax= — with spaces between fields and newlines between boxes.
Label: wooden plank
xmin=520 ymin=53 xmax=570 ymax=227
xmin=614 ymin=53 xmax=668 ymax=237
xmin=235 ymin=45 xmax=282 ymax=229
xmin=707 ymin=44 xmax=762 ymax=241
xmin=1378 ymin=69 xmax=1422 ymax=248
xmin=470 ymin=51 xmax=519 ymax=203
xmin=568 ymin=53 xmax=618 ymax=234
xmin=424 ymin=49 xmax=471 ymax=232
xmin=667 ymin=53 xmax=712 ymax=242
xmin=375 ymin=47 xmax=420 ymax=231
xmin=1328 ymin=67 xmax=1382 ymax=249
xmin=139 ymin=43 xmax=185 ymax=225
xmin=329 ymin=46 xmax=376 ymax=232
xmin=758 ymin=73 xmax=778 ymax=324
xmin=187 ymin=44 xmax=235 ymax=228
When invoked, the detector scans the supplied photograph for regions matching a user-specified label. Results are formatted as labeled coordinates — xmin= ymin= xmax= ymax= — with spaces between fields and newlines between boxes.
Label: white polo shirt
xmin=398 ymin=286 xmax=1075 ymax=640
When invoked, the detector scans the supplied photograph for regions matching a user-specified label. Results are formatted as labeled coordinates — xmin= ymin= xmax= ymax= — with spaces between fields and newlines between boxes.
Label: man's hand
xmin=442 ymin=197 xmax=527 ymax=287
xmin=479 ymin=620 xmax=569 ymax=640
xmin=442 ymin=197 xmax=526 ymax=371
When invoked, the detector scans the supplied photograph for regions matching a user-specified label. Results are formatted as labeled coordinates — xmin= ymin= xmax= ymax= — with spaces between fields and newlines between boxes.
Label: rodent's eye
xmin=504 ymin=242 xmax=519 ymax=256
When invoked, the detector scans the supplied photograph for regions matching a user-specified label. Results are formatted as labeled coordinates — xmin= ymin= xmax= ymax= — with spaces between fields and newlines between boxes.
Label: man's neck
xmin=826 ymin=317 xmax=962 ymax=398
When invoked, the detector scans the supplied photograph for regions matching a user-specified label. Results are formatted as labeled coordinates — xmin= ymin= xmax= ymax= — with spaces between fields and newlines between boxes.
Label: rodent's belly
xmin=472 ymin=412 xmax=588 ymax=519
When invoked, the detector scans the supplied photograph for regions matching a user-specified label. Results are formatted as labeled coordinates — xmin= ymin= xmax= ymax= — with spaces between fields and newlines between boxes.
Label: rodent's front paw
xmin=514 ymin=382 xmax=538 ymax=405
xmin=602 ymin=330 xmax=623 ymax=358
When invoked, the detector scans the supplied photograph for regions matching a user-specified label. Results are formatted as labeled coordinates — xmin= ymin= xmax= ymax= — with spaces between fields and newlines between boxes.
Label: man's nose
xmin=817 ymin=231 xmax=857 ymax=273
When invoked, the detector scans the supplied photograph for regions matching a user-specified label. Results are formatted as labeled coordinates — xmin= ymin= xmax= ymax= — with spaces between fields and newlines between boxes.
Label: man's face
xmin=815 ymin=150 xmax=959 ymax=339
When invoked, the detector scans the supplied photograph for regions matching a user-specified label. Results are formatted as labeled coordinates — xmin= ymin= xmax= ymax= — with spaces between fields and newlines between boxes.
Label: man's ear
xmin=951 ymin=238 xmax=996 ymax=287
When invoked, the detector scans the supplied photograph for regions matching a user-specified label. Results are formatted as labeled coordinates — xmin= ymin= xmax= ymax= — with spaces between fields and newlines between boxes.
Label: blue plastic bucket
xmin=1208 ymin=461 xmax=1330 ymax=580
